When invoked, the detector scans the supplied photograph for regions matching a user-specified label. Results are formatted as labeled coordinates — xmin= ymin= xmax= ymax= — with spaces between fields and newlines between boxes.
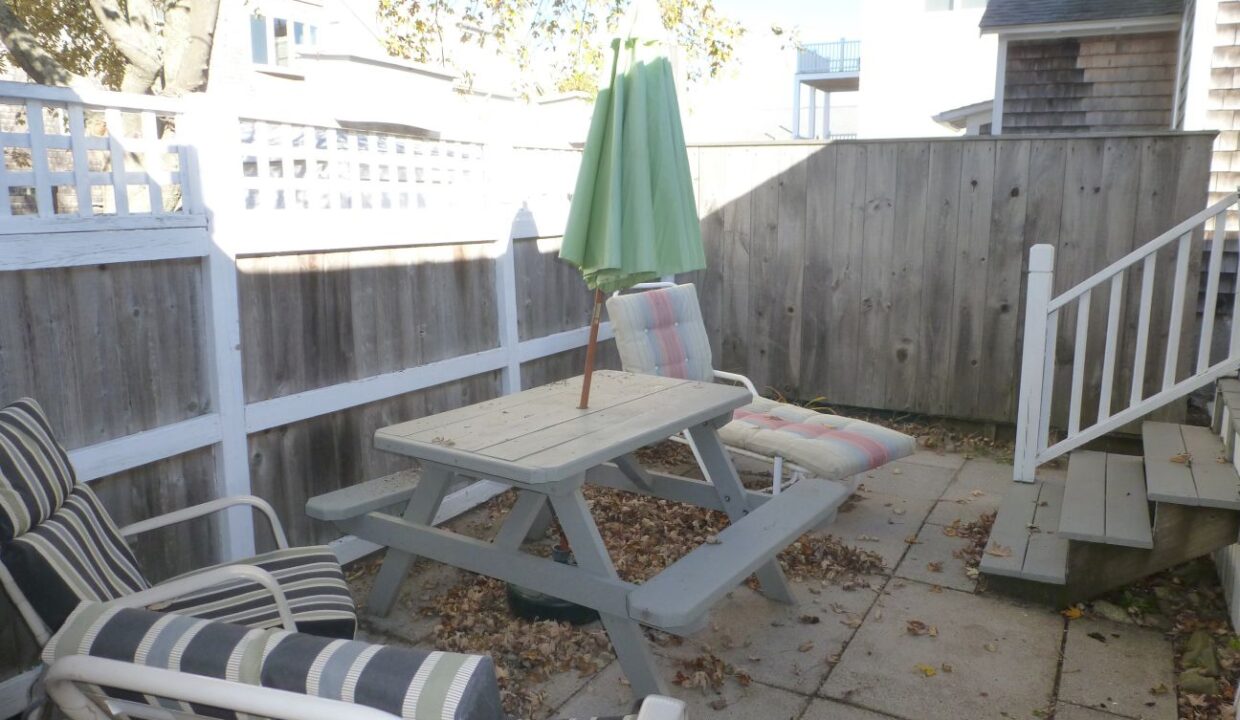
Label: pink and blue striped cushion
xmin=604 ymin=284 xmax=714 ymax=383
xmin=721 ymin=397 xmax=916 ymax=481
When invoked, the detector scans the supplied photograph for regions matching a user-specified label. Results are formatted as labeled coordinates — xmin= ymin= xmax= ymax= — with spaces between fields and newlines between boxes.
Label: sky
xmin=713 ymin=0 xmax=862 ymax=43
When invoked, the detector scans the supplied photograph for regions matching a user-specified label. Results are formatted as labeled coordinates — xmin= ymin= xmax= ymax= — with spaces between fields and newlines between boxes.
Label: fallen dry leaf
xmin=1061 ymin=607 xmax=1084 ymax=620
xmin=798 ymin=641 xmax=815 ymax=653
xmin=927 ymin=561 xmax=944 ymax=573
xmin=915 ymin=663 xmax=937 ymax=677
xmin=985 ymin=543 xmax=1013 ymax=558
xmin=1170 ymin=452 xmax=1192 ymax=465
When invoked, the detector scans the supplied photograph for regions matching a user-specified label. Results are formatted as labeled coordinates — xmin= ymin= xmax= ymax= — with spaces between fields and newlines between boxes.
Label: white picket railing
xmin=1013 ymin=191 xmax=1240 ymax=481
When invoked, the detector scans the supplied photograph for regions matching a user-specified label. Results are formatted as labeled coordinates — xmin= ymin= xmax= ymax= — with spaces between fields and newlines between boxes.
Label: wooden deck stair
xmin=981 ymin=382 xmax=1240 ymax=603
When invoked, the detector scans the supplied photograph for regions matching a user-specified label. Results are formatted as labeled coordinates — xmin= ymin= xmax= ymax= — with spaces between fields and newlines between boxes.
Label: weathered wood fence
xmin=0 ymin=82 xmax=612 ymax=692
xmin=684 ymin=133 xmax=1214 ymax=424
xmin=0 ymin=78 xmax=1216 ymax=697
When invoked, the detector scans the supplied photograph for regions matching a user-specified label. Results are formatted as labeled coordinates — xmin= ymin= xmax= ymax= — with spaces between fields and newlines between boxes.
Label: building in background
xmin=210 ymin=0 xmax=593 ymax=146
xmin=787 ymin=0 xmax=996 ymax=139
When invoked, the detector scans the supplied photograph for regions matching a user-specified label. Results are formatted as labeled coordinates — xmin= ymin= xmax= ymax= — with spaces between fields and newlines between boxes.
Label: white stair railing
xmin=1013 ymin=191 xmax=1240 ymax=482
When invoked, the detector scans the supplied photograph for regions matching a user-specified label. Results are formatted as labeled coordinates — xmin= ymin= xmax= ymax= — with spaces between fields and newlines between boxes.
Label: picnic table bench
xmin=306 ymin=371 xmax=849 ymax=698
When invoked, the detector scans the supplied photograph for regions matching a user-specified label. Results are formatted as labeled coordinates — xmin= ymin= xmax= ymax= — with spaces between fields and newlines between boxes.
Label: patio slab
xmin=1056 ymin=702 xmax=1139 ymax=720
xmin=1058 ymin=618 xmax=1177 ymax=720
xmin=651 ymin=581 xmax=878 ymax=694
xmin=820 ymin=581 xmax=1061 ymax=720
xmin=801 ymin=698 xmax=899 ymax=719
xmin=554 ymin=654 xmax=810 ymax=720
xmin=828 ymin=490 xmax=934 ymax=571
xmin=856 ymin=460 xmax=956 ymax=501
xmin=923 ymin=456 xmax=1012 ymax=527
xmin=893 ymin=522 xmax=978 ymax=593
xmin=899 ymin=449 xmax=969 ymax=472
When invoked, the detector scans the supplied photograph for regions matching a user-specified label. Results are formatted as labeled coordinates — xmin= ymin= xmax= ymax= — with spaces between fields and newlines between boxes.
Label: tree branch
xmin=0 ymin=0 xmax=88 ymax=86
xmin=162 ymin=0 xmax=220 ymax=95
xmin=89 ymin=0 xmax=162 ymax=93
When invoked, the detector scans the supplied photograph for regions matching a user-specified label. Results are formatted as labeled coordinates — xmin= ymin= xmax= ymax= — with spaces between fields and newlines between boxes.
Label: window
xmin=250 ymin=13 xmax=319 ymax=67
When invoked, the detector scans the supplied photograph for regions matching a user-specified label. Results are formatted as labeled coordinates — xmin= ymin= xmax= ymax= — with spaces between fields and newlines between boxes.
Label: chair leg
xmin=772 ymin=455 xmax=783 ymax=496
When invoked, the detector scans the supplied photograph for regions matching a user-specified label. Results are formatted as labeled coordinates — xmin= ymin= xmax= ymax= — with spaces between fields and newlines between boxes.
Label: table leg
xmin=367 ymin=464 xmax=454 ymax=616
xmin=686 ymin=424 xmax=796 ymax=604
xmin=492 ymin=490 xmax=548 ymax=549
xmin=548 ymin=487 xmax=668 ymax=698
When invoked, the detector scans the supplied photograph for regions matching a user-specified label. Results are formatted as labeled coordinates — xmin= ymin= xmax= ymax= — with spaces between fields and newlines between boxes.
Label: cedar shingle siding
xmin=1002 ymin=32 xmax=1178 ymax=133
xmin=1209 ymin=1 xmax=1240 ymax=209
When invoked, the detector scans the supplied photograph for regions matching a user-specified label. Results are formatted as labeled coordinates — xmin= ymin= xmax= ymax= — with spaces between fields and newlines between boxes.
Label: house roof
xmin=979 ymin=0 xmax=1184 ymax=30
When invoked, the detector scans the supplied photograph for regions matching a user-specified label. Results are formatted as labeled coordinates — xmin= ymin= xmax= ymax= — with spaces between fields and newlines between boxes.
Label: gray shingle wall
xmin=1002 ymin=32 xmax=1179 ymax=133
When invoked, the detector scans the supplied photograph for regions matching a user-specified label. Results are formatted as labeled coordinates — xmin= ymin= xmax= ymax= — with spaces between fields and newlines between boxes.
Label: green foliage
xmin=2 ymin=0 xmax=126 ymax=88
xmin=376 ymin=0 xmax=744 ymax=99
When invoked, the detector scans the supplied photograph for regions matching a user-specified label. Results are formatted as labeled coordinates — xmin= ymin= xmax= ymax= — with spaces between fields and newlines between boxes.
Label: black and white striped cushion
xmin=44 ymin=602 xmax=505 ymax=720
xmin=1 ymin=484 xmax=149 ymax=630
xmin=0 ymin=398 xmax=77 ymax=543
xmin=158 ymin=545 xmax=358 ymax=640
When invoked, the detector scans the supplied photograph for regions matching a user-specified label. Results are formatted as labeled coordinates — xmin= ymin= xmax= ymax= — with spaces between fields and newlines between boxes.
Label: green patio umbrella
xmin=560 ymin=0 xmax=705 ymax=408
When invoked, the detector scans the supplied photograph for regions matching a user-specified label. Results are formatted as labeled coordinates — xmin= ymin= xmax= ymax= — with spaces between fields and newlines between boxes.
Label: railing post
xmin=1014 ymin=244 xmax=1056 ymax=482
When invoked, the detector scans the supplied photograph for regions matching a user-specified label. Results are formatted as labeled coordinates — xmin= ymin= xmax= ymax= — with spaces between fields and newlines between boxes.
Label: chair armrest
xmin=611 ymin=281 xmax=677 ymax=297
xmin=712 ymin=369 xmax=758 ymax=402
xmin=106 ymin=565 xmax=297 ymax=631
xmin=46 ymin=656 xmax=401 ymax=720
xmin=636 ymin=696 xmax=688 ymax=720
xmin=119 ymin=495 xmax=289 ymax=549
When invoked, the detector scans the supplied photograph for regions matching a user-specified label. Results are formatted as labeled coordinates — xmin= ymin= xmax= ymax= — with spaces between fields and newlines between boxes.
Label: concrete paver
xmin=1059 ymin=618 xmax=1177 ymax=720
xmin=828 ymin=490 xmax=934 ymax=571
xmin=893 ymin=522 xmax=978 ymax=593
xmin=801 ymin=698 xmax=901 ymax=719
xmin=1056 ymin=702 xmax=1139 ymax=720
xmin=555 ymin=655 xmax=809 ymax=720
xmin=820 ymin=582 xmax=1062 ymax=720
xmin=856 ymin=461 xmax=957 ymax=501
xmin=651 ymin=582 xmax=878 ymax=694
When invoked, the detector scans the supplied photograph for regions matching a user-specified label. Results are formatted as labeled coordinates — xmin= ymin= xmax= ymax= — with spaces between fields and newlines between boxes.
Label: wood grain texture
xmin=690 ymin=134 xmax=1209 ymax=423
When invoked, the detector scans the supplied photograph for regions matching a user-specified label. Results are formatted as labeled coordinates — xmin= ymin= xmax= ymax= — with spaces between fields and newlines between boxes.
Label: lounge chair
xmin=605 ymin=283 xmax=916 ymax=493
xmin=41 ymin=602 xmax=688 ymax=720
xmin=0 ymin=397 xmax=357 ymax=647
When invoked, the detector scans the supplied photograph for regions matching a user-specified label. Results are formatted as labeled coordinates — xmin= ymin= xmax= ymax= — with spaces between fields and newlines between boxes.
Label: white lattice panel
xmin=237 ymin=119 xmax=486 ymax=214
xmin=0 ymin=85 xmax=191 ymax=224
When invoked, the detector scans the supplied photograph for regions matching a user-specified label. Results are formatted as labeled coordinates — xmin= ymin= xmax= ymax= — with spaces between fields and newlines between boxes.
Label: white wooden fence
xmin=1013 ymin=191 xmax=1240 ymax=480
xmin=0 ymin=79 xmax=596 ymax=570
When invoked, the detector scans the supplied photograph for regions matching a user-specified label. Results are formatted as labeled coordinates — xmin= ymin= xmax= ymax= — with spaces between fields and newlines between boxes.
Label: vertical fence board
xmin=718 ymin=148 xmax=754 ymax=374
xmin=801 ymin=146 xmax=838 ymax=400
xmin=858 ymin=143 xmax=898 ymax=407
xmin=949 ymin=141 xmax=998 ymax=420
xmin=826 ymin=143 xmax=868 ymax=406
xmin=916 ymin=142 xmax=964 ymax=416
xmin=884 ymin=142 xmax=930 ymax=411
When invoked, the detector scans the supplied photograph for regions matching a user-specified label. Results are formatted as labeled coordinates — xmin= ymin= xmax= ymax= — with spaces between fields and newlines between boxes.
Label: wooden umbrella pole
xmin=578 ymin=289 xmax=604 ymax=409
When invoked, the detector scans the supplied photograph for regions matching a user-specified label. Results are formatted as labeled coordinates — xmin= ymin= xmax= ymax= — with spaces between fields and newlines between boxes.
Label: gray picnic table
xmin=306 ymin=370 xmax=848 ymax=697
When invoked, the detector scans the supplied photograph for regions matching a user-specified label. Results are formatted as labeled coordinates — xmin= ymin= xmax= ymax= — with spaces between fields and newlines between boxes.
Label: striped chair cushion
xmin=0 ymin=398 xmax=78 ymax=542
xmin=1 ymin=484 xmax=149 ymax=631
xmin=44 ymin=602 xmax=505 ymax=720
xmin=721 ymin=397 xmax=917 ymax=481
xmin=605 ymin=284 xmax=714 ymax=382
xmin=157 ymin=545 xmax=357 ymax=640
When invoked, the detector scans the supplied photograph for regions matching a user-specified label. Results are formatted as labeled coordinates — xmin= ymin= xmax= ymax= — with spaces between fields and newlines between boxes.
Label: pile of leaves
xmin=941 ymin=511 xmax=997 ymax=579
xmin=672 ymin=651 xmax=752 ymax=700
xmin=405 ymin=483 xmax=886 ymax=716
xmin=422 ymin=576 xmax=614 ymax=718
xmin=1091 ymin=558 xmax=1240 ymax=719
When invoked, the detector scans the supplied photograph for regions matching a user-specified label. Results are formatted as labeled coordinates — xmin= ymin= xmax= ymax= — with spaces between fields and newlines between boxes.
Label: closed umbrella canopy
xmin=559 ymin=5 xmax=705 ymax=293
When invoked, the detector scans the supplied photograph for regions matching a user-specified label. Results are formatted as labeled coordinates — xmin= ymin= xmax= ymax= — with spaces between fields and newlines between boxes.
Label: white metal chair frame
xmin=615 ymin=283 xmax=832 ymax=497
xmin=45 ymin=655 xmax=690 ymax=720
xmin=1 ymin=494 xmax=298 ymax=647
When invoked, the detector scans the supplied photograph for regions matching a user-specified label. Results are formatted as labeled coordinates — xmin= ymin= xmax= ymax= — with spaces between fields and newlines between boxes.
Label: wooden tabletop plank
xmin=374 ymin=371 xmax=750 ymax=484
xmin=400 ymin=380 xmax=674 ymax=454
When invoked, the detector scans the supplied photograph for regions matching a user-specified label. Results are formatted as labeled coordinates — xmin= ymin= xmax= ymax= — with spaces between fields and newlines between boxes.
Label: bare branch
xmin=0 ymin=0 xmax=88 ymax=86
xmin=89 ymin=0 xmax=162 ymax=92
xmin=162 ymin=0 xmax=220 ymax=95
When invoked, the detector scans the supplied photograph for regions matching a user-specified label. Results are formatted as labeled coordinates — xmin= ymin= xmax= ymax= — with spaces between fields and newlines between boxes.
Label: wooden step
xmin=627 ymin=478 xmax=849 ymax=630
xmin=1058 ymin=452 xmax=1152 ymax=549
xmin=979 ymin=478 xmax=1068 ymax=585
xmin=1142 ymin=422 xmax=1240 ymax=509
